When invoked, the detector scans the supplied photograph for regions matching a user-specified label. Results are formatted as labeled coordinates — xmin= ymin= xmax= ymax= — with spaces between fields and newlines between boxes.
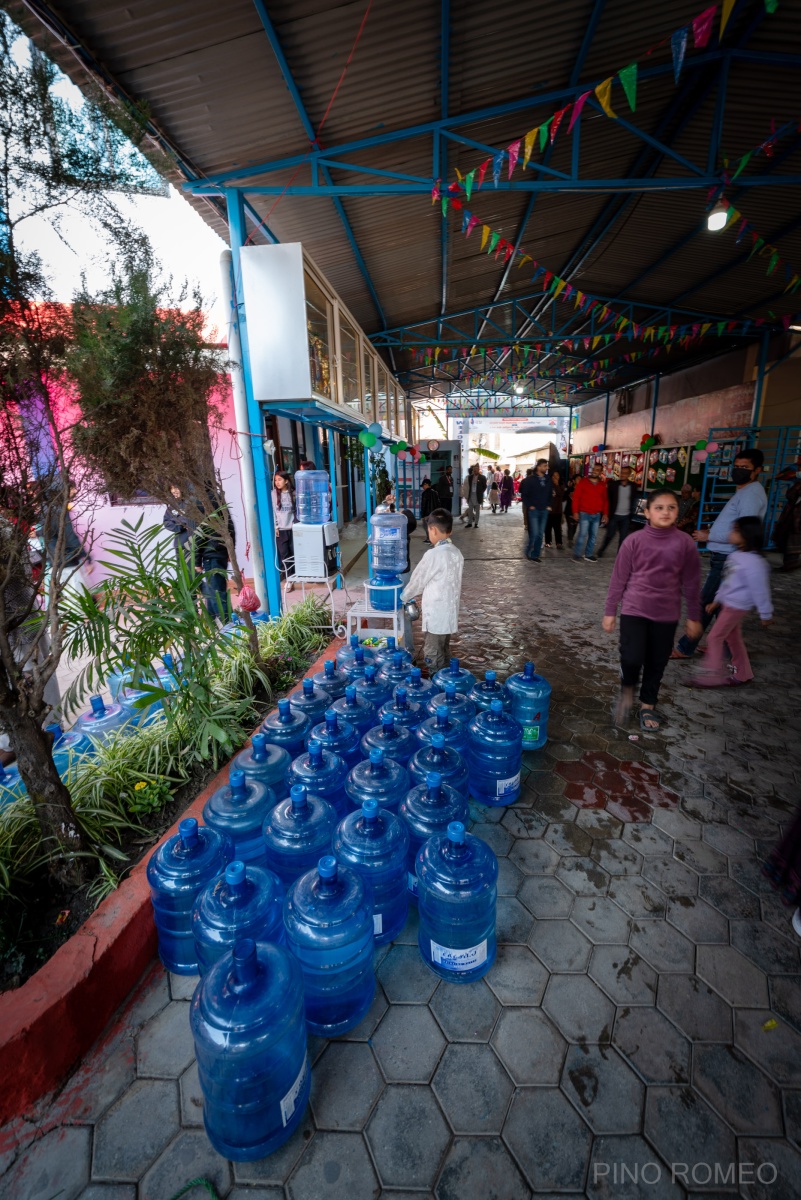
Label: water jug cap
xmin=490 ymin=699 xmax=503 ymax=715
xmin=278 ymin=698 xmax=291 ymax=720
xmin=355 ymin=647 xmax=364 ymax=663
xmin=393 ymin=651 xmax=403 ymax=667
xmin=381 ymin=713 xmax=395 ymax=730
xmin=362 ymin=799 xmax=379 ymax=823
xmin=369 ymin=747 xmax=385 ymax=768
xmin=325 ymin=660 xmax=336 ymax=675
xmin=387 ymin=636 xmax=396 ymax=648
xmin=229 ymin=768 xmax=247 ymax=796
xmin=436 ymin=705 xmax=449 ymax=724
xmin=345 ymin=685 xmax=357 ymax=703
xmin=396 ymin=687 xmax=408 ymax=707
xmin=431 ymin=733 xmax=446 ymax=750
xmin=179 ymin=818 xmax=199 ymax=849
xmin=426 ymin=771 xmax=443 ymax=789
xmin=486 ymin=670 xmax=496 ymax=683
xmin=365 ymin=665 xmax=376 ymax=681
xmin=90 ymin=696 xmax=106 ymax=716
xmin=325 ymin=709 xmax=338 ymax=731
xmin=232 ymin=938 xmax=259 ymax=987
xmin=350 ymin=635 xmax=359 ymax=647
xmin=46 ymin=722 xmax=64 ymax=745
xmin=447 ymin=821 xmax=466 ymax=846
xmin=445 ymin=683 xmax=457 ymax=699
xmin=225 ymin=860 xmax=246 ymax=888
xmin=251 ymin=733 xmax=267 ymax=761
xmin=449 ymin=658 xmax=459 ymax=672
xmin=318 ymin=855 xmax=337 ymax=880
xmin=524 ymin=661 xmax=535 ymax=678
xmin=410 ymin=667 xmax=421 ymax=682
xmin=302 ymin=678 xmax=314 ymax=696
xmin=290 ymin=784 xmax=309 ymax=811
xmin=308 ymin=739 xmax=323 ymax=763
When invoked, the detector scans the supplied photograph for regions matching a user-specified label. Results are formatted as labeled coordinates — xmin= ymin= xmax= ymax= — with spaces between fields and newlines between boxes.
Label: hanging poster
xmin=677 ymin=447 xmax=688 ymax=467
xmin=650 ymin=450 xmax=659 ymax=465
xmin=666 ymin=468 xmax=676 ymax=483
xmin=648 ymin=467 xmax=657 ymax=482
xmin=668 ymin=448 xmax=678 ymax=463
xmin=656 ymin=468 xmax=666 ymax=483
xmin=659 ymin=449 xmax=669 ymax=464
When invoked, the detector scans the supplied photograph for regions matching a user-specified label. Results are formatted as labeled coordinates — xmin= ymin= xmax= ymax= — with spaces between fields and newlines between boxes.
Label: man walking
xmin=520 ymin=458 xmax=553 ymax=563
xmin=571 ymin=462 xmax=608 ymax=563
xmin=672 ymin=447 xmax=767 ymax=659
xmin=598 ymin=464 xmax=638 ymax=557
xmin=436 ymin=465 xmax=455 ymax=514
xmin=460 ymin=465 xmax=484 ymax=528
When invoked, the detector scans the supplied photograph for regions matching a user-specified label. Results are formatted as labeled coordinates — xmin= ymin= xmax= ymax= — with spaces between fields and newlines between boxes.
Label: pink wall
xmin=573 ymin=383 xmax=755 ymax=453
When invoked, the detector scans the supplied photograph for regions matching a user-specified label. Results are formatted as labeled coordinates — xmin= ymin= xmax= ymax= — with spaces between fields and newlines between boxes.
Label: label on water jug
xmin=430 ymin=938 xmax=488 ymax=973
xmin=496 ymin=772 xmax=520 ymax=798
xmin=523 ymin=725 xmax=540 ymax=742
xmin=280 ymin=1055 xmax=309 ymax=1127
xmin=407 ymin=871 xmax=418 ymax=896
xmin=373 ymin=912 xmax=383 ymax=935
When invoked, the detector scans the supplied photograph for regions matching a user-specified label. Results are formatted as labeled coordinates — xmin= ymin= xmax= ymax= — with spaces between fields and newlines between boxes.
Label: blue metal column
xmin=603 ymin=391 xmax=610 ymax=445
xmin=364 ymin=446 xmax=373 ymax=523
xmin=327 ymin=429 xmax=341 ymax=587
xmin=650 ymin=375 xmax=660 ymax=439
xmin=308 ymin=425 xmax=322 ymax=466
xmin=751 ymin=330 xmax=770 ymax=425
xmin=226 ymin=190 xmax=282 ymax=616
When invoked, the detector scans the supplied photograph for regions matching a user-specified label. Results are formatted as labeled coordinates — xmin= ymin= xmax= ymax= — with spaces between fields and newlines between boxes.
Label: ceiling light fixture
xmin=515 ymin=383 xmax=525 ymax=394
xmin=707 ymin=198 xmax=728 ymax=233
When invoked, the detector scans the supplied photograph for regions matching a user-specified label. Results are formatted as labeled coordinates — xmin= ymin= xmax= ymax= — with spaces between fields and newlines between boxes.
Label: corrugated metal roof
xmin=10 ymin=0 xmax=801 ymax=399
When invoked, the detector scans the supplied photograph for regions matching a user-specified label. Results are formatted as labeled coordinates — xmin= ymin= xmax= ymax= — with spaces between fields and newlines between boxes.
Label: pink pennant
xmin=465 ymin=215 xmax=480 ymax=237
xmin=692 ymin=5 xmax=716 ymax=49
xmin=568 ymin=91 xmax=592 ymax=134
xmin=507 ymin=139 xmax=521 ymax=178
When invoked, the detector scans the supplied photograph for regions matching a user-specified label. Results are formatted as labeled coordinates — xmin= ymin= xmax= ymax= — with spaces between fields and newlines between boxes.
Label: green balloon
xmin=695 ymin=439 xmax=707 ymax=450
xmin=396 ymin=440 xmax=408 ymax=451
xmin=365 ymin=431 xmax=377 ymax=448
xmin=389 ymin=444 xmax=400 ymax=455
xmin=419 ymin=453 xmax=427 ymax=463
xmin=358 ymin=429 xmax=370 ymax=446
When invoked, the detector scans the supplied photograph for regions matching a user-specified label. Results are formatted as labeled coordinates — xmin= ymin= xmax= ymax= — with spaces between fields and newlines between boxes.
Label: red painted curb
xmin=0 ymin=637 xmax=339 ymax=1126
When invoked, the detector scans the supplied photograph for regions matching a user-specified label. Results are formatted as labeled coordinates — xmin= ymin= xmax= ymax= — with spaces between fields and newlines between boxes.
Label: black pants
xmin=200 ymin=557 xmax=231 ymax=621
xmin=619 ymin=615 xmax=677 ymax=706
xmin=276 ymin=528 xmax=294 ymax=578
xmin=545 ymin=512 xmax=563 ymax=546
xmin=599 ymin=515 xmax=631 ymax=555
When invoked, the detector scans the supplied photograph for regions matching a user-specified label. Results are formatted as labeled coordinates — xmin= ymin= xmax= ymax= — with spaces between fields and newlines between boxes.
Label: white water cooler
xmin=292 ymin=522 xmax=339 ymax=577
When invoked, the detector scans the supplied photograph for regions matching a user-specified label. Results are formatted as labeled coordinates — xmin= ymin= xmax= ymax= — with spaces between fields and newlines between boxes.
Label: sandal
xmin=639 ymin=707 xmax=664 ymax=732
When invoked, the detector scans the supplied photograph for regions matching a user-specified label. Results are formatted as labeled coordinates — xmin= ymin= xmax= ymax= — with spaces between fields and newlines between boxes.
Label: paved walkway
xmin=3 ymin=509 xmax=801 ymax=1200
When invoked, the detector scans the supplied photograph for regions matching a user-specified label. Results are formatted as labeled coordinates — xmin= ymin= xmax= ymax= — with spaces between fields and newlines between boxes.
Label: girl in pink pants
xmin=691 ymin=517 xmax=773 ymax=687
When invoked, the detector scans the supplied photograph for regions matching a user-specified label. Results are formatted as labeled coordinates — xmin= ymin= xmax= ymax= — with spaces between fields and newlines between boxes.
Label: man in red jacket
xmin=570 ymin=462 xmax=609 ymax=563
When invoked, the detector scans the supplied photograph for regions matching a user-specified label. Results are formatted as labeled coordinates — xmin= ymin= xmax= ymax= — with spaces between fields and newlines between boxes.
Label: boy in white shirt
xmin=400 ymin=508 xmax=464 ymax=672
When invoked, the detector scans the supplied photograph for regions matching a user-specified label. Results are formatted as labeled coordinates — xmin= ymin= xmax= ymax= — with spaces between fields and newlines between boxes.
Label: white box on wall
xmin=240 ymin=244 xmax=311 ymax=401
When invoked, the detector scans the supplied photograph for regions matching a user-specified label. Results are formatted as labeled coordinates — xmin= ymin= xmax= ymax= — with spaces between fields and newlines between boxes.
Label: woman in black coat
xmin=419 ymin=478 xmax=438 ymax=543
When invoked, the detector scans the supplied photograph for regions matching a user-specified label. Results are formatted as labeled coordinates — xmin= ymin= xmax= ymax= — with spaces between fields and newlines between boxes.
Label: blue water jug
xmin=377 ymin=651 xmax=413 ymax=692
xmin=73 ymin=695 xmax=132 ymax=742
xmin=425 ymin=681 xmax=477 ymax=724
xmin=399 ymin=666 xmax=438 ymax=708
xmin=46 ymin=723 xmax=93 ymax=778
xmin=312 ymin=658 xmax=348 ymax=701
xmin=0 ymin=761 xmax=25 ymax=803
xmin=432 ymin=658 xmax=477 ymax=695
xmin=469 ymin=670 xmax=511 ymax=713
xmin=361 ymin=713 xmax=417 ymax=768
xmin=203 ymin=768 xmax=276 ymax=864
xmin=369 ymin=511 xmax=408 ymax=574
xmin=294 ymin=468 xmax=331 ymax=524
xmin=399 ymin=771 xmax=469 ymax=901
xmin=468 ymin=698 xmax=523 ymax=806
xmin=333 ymin=800 xmax=409 ymax=944
xmin=308 ymin=710 xmax=362 ymax=771
xmin=283 ymin=856 xmax=375 ymax=1036
xmin=415 ymin=705 xmax=468 ymax=755
xmin=346 ymin=747 xmax=410 ymax=814
xmin=373 ymin=636 xmax=412 ymax=671
xmin=120 ymin=685 xmax=164 ymax=727
xmin=261 ymin=698 xmax=311 ymax=761
xmin=342 ymin=646 xmax=371 ymax=684
xmin=288 ymin=737 xmax=349 ymax=817
xmin=287 ymin=678 xmax=331 ymax=725
xmin=379 ymin=686 xmax=423 ymax=732
xmin=353 ymin=664 xmax=392 ymax=712
xmin=191 ymin=938 xmax=310 ymax=1160
xmin=262 ymin=784 xmax=337 ymax=886
xmin=193 ymin=861 xmax=285 ymax=975
xmin=147 ymin=818 xmax=233 ymax=973
xmin=335 ymin=635 xmax=376 ymax=673
xmin=232 ymin=733 xmax=290 ymax=801
xmin=331 ymin=684 xmax=376 ymax=737
xmin=368 ymin=571 xmax=404 ymax=612
xmin=506 ymin=662 xmax=552 ymax=750
xmin=408 ymin=732 xmax=468 ymax=795
xmin=417 ymin=821 xmax=498 ymax=983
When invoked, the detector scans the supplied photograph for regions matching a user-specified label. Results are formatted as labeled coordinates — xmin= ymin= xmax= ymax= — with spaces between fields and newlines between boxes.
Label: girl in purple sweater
xmin=603 ymin=490 xmax=702 ymax=731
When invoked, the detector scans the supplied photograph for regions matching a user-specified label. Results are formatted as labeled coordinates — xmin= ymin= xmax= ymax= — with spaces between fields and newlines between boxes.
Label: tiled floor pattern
xmin=2 ymin=513 xmax=801 ymax=1200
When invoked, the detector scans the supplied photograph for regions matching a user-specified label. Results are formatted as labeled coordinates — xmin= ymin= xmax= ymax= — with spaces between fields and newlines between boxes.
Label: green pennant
xmin=618 ymin=62 xmax=638 ymax=112
xmin=539 ymin=119 xmax=552 ymax=151
xmin=731 ymin=151 xmax=752 ymax=181
xmin=488 ymin=230 xmax=501 ymax=255
xmin=441 ymin=198 xmax=449 ymax=216
xmin=658 ymin=326 xmax=666 ymax=340
xmin=765 ymin=0 xmax=778 ymax=11
xmin=767 ymin=251 xmax=779 ymax=276
xmin=465 ymin=169 xmax=476 ymax=200
xmin=748 ymin=237 xmax=765 ymax=260
xmin=717 ymin=322 xmax=726 ymax=336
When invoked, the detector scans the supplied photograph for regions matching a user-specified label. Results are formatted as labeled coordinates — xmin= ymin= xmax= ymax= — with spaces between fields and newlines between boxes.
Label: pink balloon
xmin=695 ymin=450 xmax=708 ymax=463
xmin=706 ymin=441 xmax=719 ymax=453
xmin=397 ymin=450 xmax=408 ymax=460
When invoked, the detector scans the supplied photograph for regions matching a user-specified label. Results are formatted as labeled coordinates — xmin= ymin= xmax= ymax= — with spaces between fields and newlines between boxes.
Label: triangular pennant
xmin=492 ymin=151 xmax=504 ymax=187
xmin=441 ymin=197 xmax=449 ymax=216
xmin=517 ymin=254 xmax=532 ymax=269
xmin=731 ymin=151 xmax=752 ymax=181
xmin=720 ymin=0 xmax=736 ymax=37
xmin=464 ymin=169 xmax=476 ymax=200
xmin=693 ymin=5 xmax=716 ymax=48
xmin=568 ymin=91 xmax=593 ymax=134
xmin=488 ymin=230 xmax=501 ymax=254
xmin=595 ymin=77 xmax=617 ymax=120
xmin=504 ymin=243 xmax=515 ymax=263
xmin=465 ymin=214 xmax=479 ymax=237
xmin=476 ymin=159 xmax=491 ymax=189
xmin=539 ymin=119 xmax=553 ymax=150
xmin=553 ymin=278 xmax=567 ymax=299
xmin=765 ymin=0 xmax=778 ymax=11
xmin=551 ymin=106 xmax=569 ymax=142
xmin=767 ymin=251 xmax=780 ymax=276
xmin=507 ymin=139 xmax=521 ymax=178
xmin=480 ymin=225 xmax=490 ymax=251
xmin=523 ymin=128 xmax=538 ymax=168
xmin=671 ymin=28 xmax=688 ymax=83
xmin=618 ymin=63 xmax=637 ymax=112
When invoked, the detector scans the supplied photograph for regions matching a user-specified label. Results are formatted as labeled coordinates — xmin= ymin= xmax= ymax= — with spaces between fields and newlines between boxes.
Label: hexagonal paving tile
xmin=730 ymin=919 xmax=801 ymax=974
xmin=737 ymin=1136 xmax=801 ymax=1200
xmin=563 ymin=782 xmax=609 ymax=809
xmin=509 ymin=838 xmax=560 ymax=874
xmin=371 ymin=1004 xmax=445 ymax=1083
xmin=544 ymin=821 xmax=593 ymax=856
xmin=693 ymin=1043 xmax=783 ymax=1135
xmin=697 ymin=945 xmax=770 ymax=1008
xmin=605 ymin=796 xmax=654 ymax=823
xmin=518 ymin=874 xmax=574 ymax=918
xmin=589 ymin=945 xmax=658 ymax=1006
xmin=699 ymin=874 xmax=761 ymax=920
xmin=140 ymin=1131 xmax=231 ymax=1200
xmin=555 ymin=759 xmax=595 ymax=783
xmin=784 ymin=1092 xmax=801 ymax=1150
xmin=491 ymin=1007 xmax=567 ymax=1085
xmin=608 ymin=876 xmax=667 ymax=919
xmin=586 ymin=1134 xmax=682 ymax=1199
xmin=769 ymin=974 xmax=801 ymax=1033
xmin=496 ymin=856 xmax=524 ymax=896
xmin=590 ymin=839 xmax=644 ymax=876
xmin=613 ymin=1007 xmax=691 ymax=1083
xmin=702 ymin=823 xmax=754 ymax=857
xmin=673 ymin=839 xmax=728 ymax=876
xmin=576 ymin=808 xmax=623 ymax=839
xmin=734 ymin=1009 xmax=801 ymax=1086
xmin=622 ymin=822 xmax=674 ymax=857
xmin=79 ymin=1185 xmax=137 ymax=1200
xmin=651 ymin=810 xmax=702 ymax=841
xmin=377 ymin=944 xmax=439 ymax=1003
xmin=556 ymin=856 xmax=610 ymax=896
xmin=641 ymin=855 xmax=699 ymax=899
xmin=0 ymin=1126 xmax=91 ymax=1200
xmin=501 ymin=807 xmax=548 ymax=839
xmin=503 ymin=1087 xmax=592 ymax=1192
xmin=233 ymin=1111 xmax=314 ymax=1186
xmin=571 ymin=897 xmax=631 ymax=944
xmin=136 ymin=1002 xmax=195 ymax=1079
xmin=366 ymin=1085 xmax=450 ymax=1190
xmin=429 ymin=978 xmax=500 ymax=1042
xmin=561 ymin=1044 xmax=645 ymax=1134
xmin=485 ymin=944 xmax=549 ymax=1006
xmin=310 ymin=1042 xmax=383 ymax=1127
xmin=93 ymin=1080 xmax=179 ymax=1181
xmin=666 ymin=896 xmax=729 ymax=944
xmin=543 ymin=974 xmax=615 ymax=1044
xmin=433 ymin=1043 xmax=513 ymax=1134
xmin=434 ymin=1136 xmax=530 ymax=1200
xmin=629 ymin=919 xmax=695 ymax=973
xmin=529 ymin=917 xmax=592 ymax=972
xmin=285 ymin=1131 xmax=379 ymax=1200
xmin=657 ymin=974 xmax=732 ymax=1042
xmin=470 ymin=822 xmax=513 ymax=856
xmin=644 ymin=1087 xmax=736 ymax=1182
xmin=178 ymin=1062 xmax=203 ymax=1127
xmin=496 ymin=896 xmax=534 ymax=944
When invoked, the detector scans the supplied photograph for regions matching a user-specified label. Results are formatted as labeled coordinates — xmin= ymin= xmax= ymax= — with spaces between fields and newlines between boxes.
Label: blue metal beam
xmin=439 ymin=0 xmax=450 ymax=318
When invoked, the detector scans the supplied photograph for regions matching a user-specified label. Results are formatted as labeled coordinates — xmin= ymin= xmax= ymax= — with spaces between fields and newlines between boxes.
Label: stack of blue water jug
xmin=146 ymin=643 xmax=549 ymax=1163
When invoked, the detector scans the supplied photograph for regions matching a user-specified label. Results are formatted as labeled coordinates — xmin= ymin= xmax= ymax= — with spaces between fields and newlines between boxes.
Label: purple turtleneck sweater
xmin=605 ymin=525 xmax=702 ymax=623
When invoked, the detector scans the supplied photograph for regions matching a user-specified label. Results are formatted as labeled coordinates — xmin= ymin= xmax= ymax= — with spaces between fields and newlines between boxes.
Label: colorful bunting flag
xmin=539 ymin=119 xmax=552 ymax=151
xmin=465 ymin=169 xmax=476 ymax=199
xmin=551 ymin=106 xmax=569 ymax=142
xmin=765 ymin=0 xmax=779 ymax=11
xmin=507 ymin=140 xmax=521 ymax=178
xmin=671 ymin=28 xmax=688 ymax=83
xmin=480 ymin=225 xmax=490 ymax=250
xmin=720 ymin=0 xmax=737 ymax=37
xmin=523 ymin=128 xmax=538 ymax=168
xmin=492 ymin=151 xmax=504 ymax=187
xmin=618 ymin=63 xmax=638 ymax=112
xmin=693 ymin=5 xmax=716 ymax=48
xmin=595 ymin=77 xmax=617 ymax=120
xmin=477 ymin=159 xmax=490 ymax=189
xmin=488 ymin=230 xmax=501 ymax=254
xmin=568 ymin=91 xmax=592 ymax=134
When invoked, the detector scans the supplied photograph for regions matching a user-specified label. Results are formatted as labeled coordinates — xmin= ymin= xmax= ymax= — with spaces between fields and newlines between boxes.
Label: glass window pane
xmin=305 ymin=273 xmax=332 ymax=399
xmin=362 ymin=349 xmax=374 ymax=421
xmin=340 ymin=319 xmax=361 ymax=411
xmin=377 ymin=366 xmax=388 ymax=425
xmin=396 ymin=389 xmax=406 ymax=439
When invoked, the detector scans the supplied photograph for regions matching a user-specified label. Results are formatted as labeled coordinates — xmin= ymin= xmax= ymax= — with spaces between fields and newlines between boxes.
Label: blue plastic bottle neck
xmin=448 ymin=658 xmax=460 ymax=675
xmin=278 ymin=699 xmax=292 ymax=724
xmin=303 ymin=679 xmax=314 ymax=697
xmin=425 ymin=772 xmax=443 ymax=803
xmin=179 ymin=818 xmax=199 ymax=852
xmin=316 ymin=854 xmax=339 ymax=895
xmin=290 ymin=785 xmax=310 ymax=815
xmin=444 ymin=821 xmax=468 ymax=860
xmin=225 ymin=860 xmax=248 ymax=901
xmin=251 ymin=735 xmax=267 ymax=763
xmin=360 ymin=799 xmax=382 ymax=835
xmin=445 ymin=684 xmax=457 ymax=700
xmin=90 ymin=696 xmax=106 ymax=717
xmin=524 ymin=661 xmax=535 ymax=679
xmin=308 ymin=742 xmax=324 ymax=771
xmin=231 ymin=938 xmax=260 ymax=990
xmin=229 ymin=770 xmax=248 ymax=803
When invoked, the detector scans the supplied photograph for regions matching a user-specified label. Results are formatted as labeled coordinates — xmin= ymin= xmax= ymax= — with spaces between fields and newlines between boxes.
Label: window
xmin=396 ymin=390 xmax=406 ymax=440
xmin=340 ymin=319 xmax=361 ymax=412
xmin=377 ymin=365 xmax=388 ymax=426
xmin=362 ymin=349 xmax=374 ymax=421
xmin=305 ymin=273 xmax=333 ymax=400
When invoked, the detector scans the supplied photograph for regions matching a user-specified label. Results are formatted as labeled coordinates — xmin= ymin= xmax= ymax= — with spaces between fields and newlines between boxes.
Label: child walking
xmin=488 ymin=478 xmax=500 ymax=513
xmin=603 ymin=489 xmax=702 ymax=731
xmin=400 ymin=508 xmax=464 ymax=672
xmin=688 ymin=516 xmax=773 ymax=687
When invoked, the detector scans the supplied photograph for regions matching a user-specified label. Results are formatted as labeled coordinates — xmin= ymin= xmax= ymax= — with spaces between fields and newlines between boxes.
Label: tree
xmin=0 ymin=14 xmax=165 ymax=885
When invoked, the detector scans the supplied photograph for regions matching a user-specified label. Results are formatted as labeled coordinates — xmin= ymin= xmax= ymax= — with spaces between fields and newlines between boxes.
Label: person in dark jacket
xmin=519 ymin=459 xmax=553 ymax=563
xmin=545 ymin=470 xmax=566 ymax=549
xmin=499 ymin=469 xmax=514 ymax=513
xmin=420 ymin=478 xmax=438 ymax=543
xmin=163 ymin=485 xmax=195 ymax=557
xmin=435 ymin=466 xmax=455 ymax=513
xmin=598 ymin=465 xmax=639 ymax=557
xmin=194 ymin=492 xmax=236 ymax=621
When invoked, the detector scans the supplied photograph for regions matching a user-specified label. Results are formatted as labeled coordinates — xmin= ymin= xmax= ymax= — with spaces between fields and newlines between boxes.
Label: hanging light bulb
xmin=515 ymin=381 xmax=525 ymax=394
xmin=707 ymin=198 xmax=728 ymax=232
